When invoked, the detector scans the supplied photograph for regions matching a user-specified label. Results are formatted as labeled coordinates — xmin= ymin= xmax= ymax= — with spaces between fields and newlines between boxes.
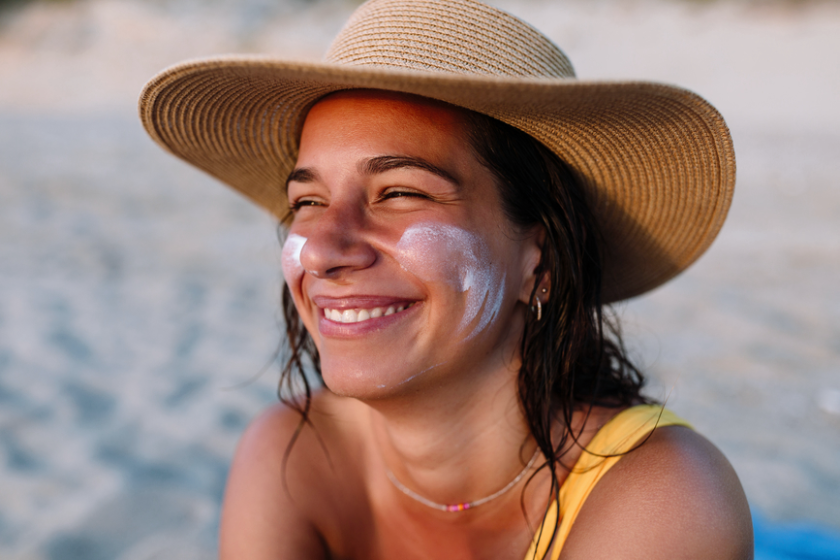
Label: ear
xmin=517 ymin=225 xmax=548 ymax=306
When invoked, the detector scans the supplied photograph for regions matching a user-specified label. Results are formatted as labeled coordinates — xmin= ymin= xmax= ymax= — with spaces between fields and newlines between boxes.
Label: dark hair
xmin=462 ymin=112 xmax=649 ymax=549
xmin=278 ymin=105 xmax=648 ymax=556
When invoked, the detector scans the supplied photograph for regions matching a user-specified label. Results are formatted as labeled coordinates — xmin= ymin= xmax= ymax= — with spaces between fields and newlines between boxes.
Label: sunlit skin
xmin=219 ymin=91 xmax=754 ymax=560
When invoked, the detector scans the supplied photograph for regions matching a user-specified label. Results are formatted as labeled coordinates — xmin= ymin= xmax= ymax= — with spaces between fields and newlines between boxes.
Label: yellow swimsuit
xmin=523 ymin=405 xmax=693 ymax=560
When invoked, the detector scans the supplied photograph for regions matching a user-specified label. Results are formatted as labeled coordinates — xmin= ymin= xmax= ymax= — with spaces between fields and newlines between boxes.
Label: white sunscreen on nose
xmin=395 ymin=223 xmax=505 ymax=340
xmin=281 ymin=233 xmax=307 ymax=284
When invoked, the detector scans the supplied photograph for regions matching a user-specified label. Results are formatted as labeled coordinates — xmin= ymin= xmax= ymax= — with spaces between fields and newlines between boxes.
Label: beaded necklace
xmin=385 ymin=449 xmax=541 ymax=512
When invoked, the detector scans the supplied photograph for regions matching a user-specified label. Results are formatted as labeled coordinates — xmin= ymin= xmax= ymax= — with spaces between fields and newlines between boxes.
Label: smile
xmin=323 ymin=303 xmax=416 ymax=324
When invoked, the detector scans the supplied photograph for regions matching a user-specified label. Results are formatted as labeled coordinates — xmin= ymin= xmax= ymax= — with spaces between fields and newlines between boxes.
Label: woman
xmin=140 ymin=0 xmax=753 ymax=558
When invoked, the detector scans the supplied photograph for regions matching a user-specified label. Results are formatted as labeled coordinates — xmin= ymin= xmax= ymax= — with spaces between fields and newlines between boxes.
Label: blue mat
xmin=755 ymin=513 xmax=840 ymax=560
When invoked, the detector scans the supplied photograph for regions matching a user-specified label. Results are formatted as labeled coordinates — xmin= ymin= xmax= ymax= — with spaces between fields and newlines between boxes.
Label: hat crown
xmin=324 ymin=0 xmax=575 ymax=79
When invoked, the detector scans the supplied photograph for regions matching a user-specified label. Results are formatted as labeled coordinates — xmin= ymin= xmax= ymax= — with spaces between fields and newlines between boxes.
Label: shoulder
xmin=559 ymin=423 xmax=754 ymax=560
xmin=219 ymin=391 xmax=369 ymax=560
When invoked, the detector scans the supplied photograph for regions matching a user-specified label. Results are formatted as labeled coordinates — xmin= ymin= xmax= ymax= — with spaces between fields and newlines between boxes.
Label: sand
xmin=0 ymin=0 xmax=838 ymax=558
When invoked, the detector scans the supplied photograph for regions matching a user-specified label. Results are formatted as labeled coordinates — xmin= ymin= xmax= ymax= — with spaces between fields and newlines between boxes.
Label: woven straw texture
xmin=139 ymin=0 xmax=735 ymax=302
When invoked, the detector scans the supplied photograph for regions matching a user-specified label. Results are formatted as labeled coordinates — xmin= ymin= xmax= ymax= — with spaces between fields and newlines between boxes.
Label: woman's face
xmin=283 ymin=91 xmax=542 ymax=398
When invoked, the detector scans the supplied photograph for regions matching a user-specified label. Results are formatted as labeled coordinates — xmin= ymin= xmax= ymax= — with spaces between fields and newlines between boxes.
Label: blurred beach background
xmin=0 ymin=0 xmax=838 ymax=558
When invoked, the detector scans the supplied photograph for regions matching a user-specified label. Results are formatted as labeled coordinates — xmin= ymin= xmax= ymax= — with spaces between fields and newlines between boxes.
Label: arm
xmin=219 ymin=403 xmax=328 ymax=560
xmin=559 ymin=426 xmax=753 ymax=560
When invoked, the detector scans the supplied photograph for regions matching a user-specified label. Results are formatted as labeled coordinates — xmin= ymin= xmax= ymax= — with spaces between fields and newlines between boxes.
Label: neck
xmin=362 ymin=352 xmax=542 ymax=511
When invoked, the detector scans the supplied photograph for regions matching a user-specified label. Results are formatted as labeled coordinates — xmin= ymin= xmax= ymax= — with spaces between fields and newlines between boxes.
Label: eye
xmin=289 ymin=198 xmax=324 ymax=212
xmin=378 ymin=188 xmax=432 ymax=202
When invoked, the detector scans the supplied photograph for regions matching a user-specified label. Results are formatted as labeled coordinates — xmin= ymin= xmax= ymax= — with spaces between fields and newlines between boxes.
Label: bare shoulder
xmin=219 ymin=390 xmax=369 ymax=560
xmin=560 ymin=425 xmax=754 ymax=560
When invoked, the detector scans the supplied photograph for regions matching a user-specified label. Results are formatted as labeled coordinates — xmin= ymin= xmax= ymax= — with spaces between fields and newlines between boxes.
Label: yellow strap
xmin=523 ymin=405 xmax=692 ymax=560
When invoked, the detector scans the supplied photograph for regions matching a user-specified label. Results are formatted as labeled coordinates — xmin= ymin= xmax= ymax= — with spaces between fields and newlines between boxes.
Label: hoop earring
xmin=533 ymin=298 xmax=542 ymax=322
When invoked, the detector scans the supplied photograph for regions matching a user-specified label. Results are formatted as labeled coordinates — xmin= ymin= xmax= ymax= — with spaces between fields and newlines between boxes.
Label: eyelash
xmin=288 ymin=199 xmax=323 ymax=212
xmin=290 ymin=190 xmax=430 ymax=210
xmin=378 ymin=189 xmax=431 ymax=202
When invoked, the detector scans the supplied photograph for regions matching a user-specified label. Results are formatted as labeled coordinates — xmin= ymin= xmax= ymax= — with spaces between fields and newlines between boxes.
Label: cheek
xmin=395 ymin=223 xmax=506 ymax=340
xmin=281 ymin=233 xmax=307 ymax=286
xmin=461 ymin=262 xmax=506 ymax=342
xmin=395 ymin=223 xmax=470 ymax=291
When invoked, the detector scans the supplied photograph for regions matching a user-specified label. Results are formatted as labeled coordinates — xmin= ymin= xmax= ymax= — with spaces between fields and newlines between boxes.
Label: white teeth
xmin=324 ymin=303 xmax=412 ymax=323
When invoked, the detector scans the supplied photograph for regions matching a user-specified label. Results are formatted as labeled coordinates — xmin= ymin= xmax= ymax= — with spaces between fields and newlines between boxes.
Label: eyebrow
xmin=285 ymin=155 xmax=460 ymax=192
xmin=286 ymin=167 xmax=318 ymax=190
xmin=361 ymin=155 xmax=460 ymax=186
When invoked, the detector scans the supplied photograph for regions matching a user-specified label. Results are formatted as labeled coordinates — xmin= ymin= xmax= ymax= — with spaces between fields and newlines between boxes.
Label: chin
xmin=319 ymin=356 xmax=436 ymax=401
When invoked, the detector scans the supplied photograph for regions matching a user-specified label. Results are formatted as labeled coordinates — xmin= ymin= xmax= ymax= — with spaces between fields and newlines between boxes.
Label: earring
xmin=534 ymin=298 xmax=542 ymax=322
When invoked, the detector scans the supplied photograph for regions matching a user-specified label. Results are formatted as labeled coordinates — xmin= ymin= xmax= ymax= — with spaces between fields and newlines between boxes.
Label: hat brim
xmin=139 ymin=56 xmax=735 ymax=302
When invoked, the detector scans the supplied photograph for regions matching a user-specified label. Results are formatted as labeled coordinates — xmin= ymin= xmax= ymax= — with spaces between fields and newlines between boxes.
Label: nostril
xmin=324 ymin=266 xmax=344 ymax=278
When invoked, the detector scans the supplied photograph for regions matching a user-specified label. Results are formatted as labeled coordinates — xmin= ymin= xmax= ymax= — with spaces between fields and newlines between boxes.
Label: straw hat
xmin=139 ymin=0 xmax=735 ymax=302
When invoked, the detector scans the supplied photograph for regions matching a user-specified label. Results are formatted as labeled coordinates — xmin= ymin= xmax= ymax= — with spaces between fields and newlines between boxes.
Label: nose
xmin=298 ymin=203 xmax=376 ymax=280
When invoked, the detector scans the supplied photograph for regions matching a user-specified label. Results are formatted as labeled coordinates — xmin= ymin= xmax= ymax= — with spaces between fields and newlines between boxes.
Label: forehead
xmin=309 ymin=89 xmax=467 ymax=121
xmin=298 ymin=90 xmax=471 ymax=153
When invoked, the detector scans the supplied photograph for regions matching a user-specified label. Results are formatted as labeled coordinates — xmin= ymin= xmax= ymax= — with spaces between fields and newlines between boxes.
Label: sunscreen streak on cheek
xmin=395 ymin=223 xmax=505 ymax=340
xmin=281 ymin=233 xmax=307 ymax=285
xmin=463 ymin=272 xmax=506 ymax=342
